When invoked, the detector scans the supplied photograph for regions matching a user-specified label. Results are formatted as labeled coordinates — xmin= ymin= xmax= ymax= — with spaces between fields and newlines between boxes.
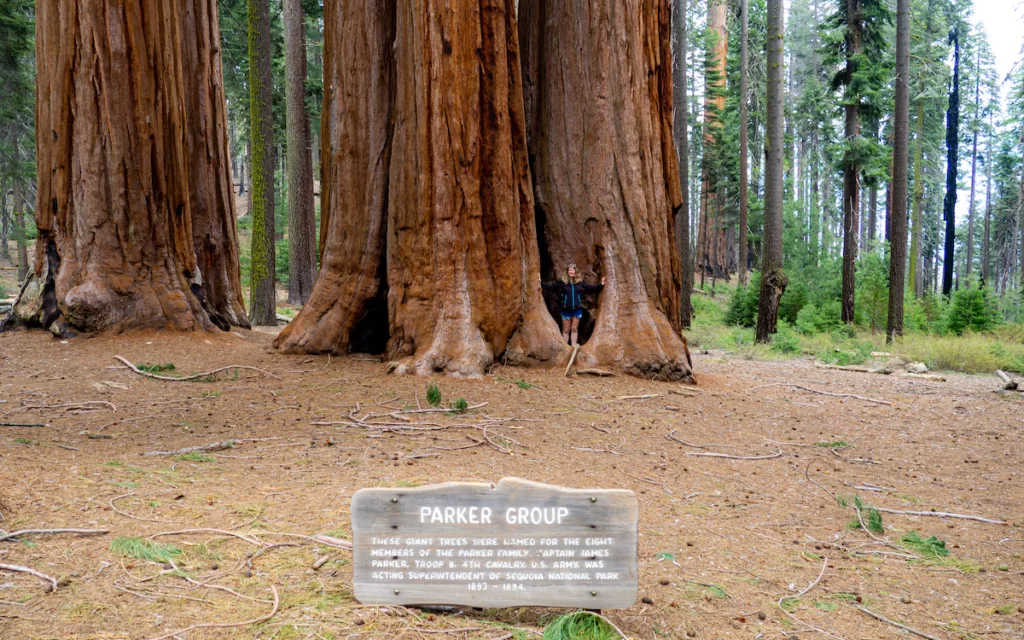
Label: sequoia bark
xmin=14 ymin=0 xmax=210 ymax=333
xmin=181 ymin=0 xmax=250 ymax=329
xmin=521 ymin=0 xmax=692 ymax=380
xmin=276 ymin=0 xmax=566 ymax=377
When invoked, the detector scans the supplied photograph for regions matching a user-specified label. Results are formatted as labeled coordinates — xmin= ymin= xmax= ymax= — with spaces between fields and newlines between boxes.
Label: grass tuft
xmin=111 ymin=537 xmax=182 ymax=564
xmin=136 ymin=363 xmax=176 ymax=373
xmin=177 ymin=451 xmax=216 ymax=463
xmin=426 ymin=382 xmax=442 ymax=407
xmin=543 ymin=611 xmax=622 ymax=640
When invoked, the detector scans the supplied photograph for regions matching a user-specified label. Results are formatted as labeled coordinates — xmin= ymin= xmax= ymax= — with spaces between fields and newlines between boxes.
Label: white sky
xmin=973 ymin=0 xmax=1023 ymax=97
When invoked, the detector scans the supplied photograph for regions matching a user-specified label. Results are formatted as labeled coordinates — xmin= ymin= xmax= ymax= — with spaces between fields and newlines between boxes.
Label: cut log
xmin=996 ymin=370 xmax=1019 ymax=391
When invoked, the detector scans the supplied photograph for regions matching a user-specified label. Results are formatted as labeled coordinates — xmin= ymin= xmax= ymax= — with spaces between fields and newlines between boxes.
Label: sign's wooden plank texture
xmin=351 ymin=477 xmax=638 ymax=609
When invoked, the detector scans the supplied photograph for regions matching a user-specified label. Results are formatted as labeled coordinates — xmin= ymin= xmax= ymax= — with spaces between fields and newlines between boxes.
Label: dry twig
xmin=114 ymin=355 xmax=281 ymax=382
xmin=0 ymin=563 xmax=58 ymax=591
xmin=685 ymin=450 xmax=783 ymax=461
xmin=0 ymin=528 xmax=108 ymax=543
xmin=853 ymin=604 xmax=943 ymax=640
xmin=748 ymin=382 xmax=892 ymax=406
xmin=144 ymin=584 xmax=280 ymax=640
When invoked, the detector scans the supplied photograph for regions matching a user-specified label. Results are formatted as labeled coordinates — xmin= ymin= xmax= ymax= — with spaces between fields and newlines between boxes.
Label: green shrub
xmin=770 ymin=324 xmax=802 ymax=354
xmin=725 ymin=273 xmax=760 ymax=328
xmin=947 ymin=286 xmax=1000 ymax=335
xmin=426 ymin=382 xmax=442 ymax=407
xmin=543 ymin=611 xmax=621 ymax=640
xmin=779 ymin=282 xmax=807 ymax=325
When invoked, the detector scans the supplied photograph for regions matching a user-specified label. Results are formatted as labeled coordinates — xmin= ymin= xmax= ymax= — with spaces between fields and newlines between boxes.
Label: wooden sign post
xmin=351 ymin=477 xmax=638 ymax=609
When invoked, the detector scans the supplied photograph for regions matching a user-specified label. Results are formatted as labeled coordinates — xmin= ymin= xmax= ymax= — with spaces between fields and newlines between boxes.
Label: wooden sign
xmin=351 ymin=477 xmax=638 ymax=609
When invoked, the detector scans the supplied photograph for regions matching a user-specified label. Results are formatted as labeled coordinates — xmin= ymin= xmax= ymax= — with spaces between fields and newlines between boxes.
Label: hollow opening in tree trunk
xmin=348 ymin=259 xmax=390 ymax=356
xmin=535 ymin=205 xmax=596 ymax=346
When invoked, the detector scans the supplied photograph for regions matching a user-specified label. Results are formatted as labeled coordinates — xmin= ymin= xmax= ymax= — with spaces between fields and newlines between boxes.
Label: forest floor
xmin=0 ymin=327 xmax=1022 ymax=640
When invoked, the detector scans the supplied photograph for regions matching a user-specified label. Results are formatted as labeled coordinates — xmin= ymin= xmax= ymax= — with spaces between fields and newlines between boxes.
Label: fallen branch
xmin=0 ymin=563 xmax=58 ymax=591
xmin=114 ymin=355 xmax=281 ymax=382
xmin=109 ymin=493 xmax=175 ymax=524
xmin=780 ymin=556 xmax=828 ymax=606
xmin=0 ymin=528 xmax=108 ymax=543
xmin=577 ymin=368 xmax=615 ymax=377
xmin=616 ymin=394 xmax=660 ymax=401
xmin=144 ymin=584 xmax=280 ymax=640
xmin=149 ymin=528 xmax=263 ymax=546
xmin=996 ymin=370 xmax=1019 ymax=391
xmin=873 ymin=507 xmax=1006 ymax=525
xmin=685 ymin=450 xmax=784 ymax=461
xmin=564 ymin=344 xmax=580 ymax=377
xmin=748 ymin=382 xmax=892 ymax=406
xmin=0 ymin=422 xmax=48 ymax=428
xmin=144 ymin=441 xmax=237 ymax=457
xmin=666 ymin=430 xmax=737 ymax=449
xmin=853 ymin=604 xmax=942 ymax=640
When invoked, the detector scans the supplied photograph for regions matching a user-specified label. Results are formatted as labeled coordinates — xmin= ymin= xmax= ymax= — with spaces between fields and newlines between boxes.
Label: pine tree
xmin=887 ymin=0 xmax=910 ymax=341
xmin=248 ymin=0 xmax=277 ymax=325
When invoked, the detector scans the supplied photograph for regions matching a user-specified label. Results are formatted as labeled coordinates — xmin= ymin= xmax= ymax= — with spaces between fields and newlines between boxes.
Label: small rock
xmin=758 ymin=611 xmax=766 ymax=620
xmin=659 ymin=578 xmax=670 ymax=586
xmin=907 ymin=362 xmax=929 ymax=374
xmin=901 ymin=596 xmax=911 ymax=604
xmin=642 ymin=596 xmax=654 ymax=605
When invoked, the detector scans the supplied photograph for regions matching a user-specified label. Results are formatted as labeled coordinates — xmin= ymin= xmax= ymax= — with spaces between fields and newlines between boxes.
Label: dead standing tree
xmin=276 ymin=0 xmax=567 ymax=377
xmin=520 ymin=0 xmax=692 ymax=380
xmin=6 ymin=0 xmax=247 ymax=333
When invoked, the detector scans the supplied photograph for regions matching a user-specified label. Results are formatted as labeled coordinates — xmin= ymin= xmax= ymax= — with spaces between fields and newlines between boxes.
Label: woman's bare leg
xmin=570 ymin=316 xmax=581 ymax=346
xmin=561 ymin=318 xmax=571 ymax=344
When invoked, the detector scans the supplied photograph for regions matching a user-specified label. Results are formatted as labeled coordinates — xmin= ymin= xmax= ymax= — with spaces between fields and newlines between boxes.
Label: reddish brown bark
xmin=520 ymin=0 xmax=691 ymax=381
xmin=6 ymin=0 xmax=246 ymax=335
xmin=181 ymin=0 xmax=250 ymax=329
xmin=276 ymin=0 xmax=566 ymax=377
xmin=20 ymin=0 xmax=206 ymax=333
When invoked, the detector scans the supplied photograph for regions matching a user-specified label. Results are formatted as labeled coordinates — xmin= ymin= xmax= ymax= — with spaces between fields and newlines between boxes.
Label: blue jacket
xmin=541 ymin=280 xmax=603 ymax=311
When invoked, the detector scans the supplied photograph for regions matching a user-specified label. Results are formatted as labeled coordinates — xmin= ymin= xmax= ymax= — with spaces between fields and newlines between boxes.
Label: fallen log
xmin=577 ymin=368 xmax=615 ymax=377
xmin=144 ymin=441 xmax=237 ymax=456
xmin=995 ymin=370 xmax=1019 ymax=391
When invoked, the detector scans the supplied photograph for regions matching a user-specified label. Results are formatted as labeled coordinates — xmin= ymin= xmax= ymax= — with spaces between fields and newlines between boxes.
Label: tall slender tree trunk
xmin=738 ymin=0 xmax=749 ymax=285
xmin=9 ymin=0 xmax=232 ymax=334
xmin=887 ymin=0 xmax=910 ymax=342
xmin=181 ymin=0 xmax=250 ymax=329
xmin=698 ymin=0 xmax=729 ymax=280
xmin=840 ymin=0 xmax=862 ymax=324
xmin=673 ymin=0 xmax=693 ymax=327
xmin=12 ymin=139 xmax=28 ymax=282
xmin=248 ymin=0 xmax=277 ymax=325
xmin=982 ymin=113 xmax=993 ymax=285
xmin=965 ymin=49 xmax=980 ymax=284
xmin=522 ymin=0 xmax=691 ymax=379
xmin=283 ymin=0 xmax=317 ymax=305
xmin=0 ymin=181 xmax=10 ymax=262
xmin=755 ymin=0 xmax=787 ymax=343
xmin=941 ymin=26 xmax=960 ymax=297
xmin=909 ymin=95 xmax=925 ymax=296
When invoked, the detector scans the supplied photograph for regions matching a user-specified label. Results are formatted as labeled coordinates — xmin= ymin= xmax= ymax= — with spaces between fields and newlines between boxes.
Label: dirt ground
xmin=0 ymin=327 xmax=1022 ymax=640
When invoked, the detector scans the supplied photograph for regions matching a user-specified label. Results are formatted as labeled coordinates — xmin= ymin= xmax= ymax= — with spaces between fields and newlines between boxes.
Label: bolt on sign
xmin=351 ymin=477 xmax=638 ymax=609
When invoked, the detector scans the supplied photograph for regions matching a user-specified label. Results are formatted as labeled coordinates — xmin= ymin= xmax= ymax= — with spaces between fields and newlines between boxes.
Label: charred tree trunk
xmin=941 ymin=26 xmax=959 ymax=297
xmin=10 ymin=0 xmax=216 ymax=334
xmin=248 ymin=0 xmax=277 ymax=325
xmin=697 ymin=0 xmax=729 ymax=281
xmin=965 ymin=48 xmax=980 ymax=284
xmin=887 ymin=0 xmax=909 ymax=342
xmin=840 ymin=0 xmax=862 ymax=324
xmin=755 ymin=0 xmax=787 ymax=343
xmin=181 ymin=0 xmax=250 ymax=330
xmin=673 ymin=0 xmax=693 ymax=327
xmin=521 ymin=0 xmax=691 ymax=380
xmin=277 ymin=0 xmax=566 ymax=378
xmin=283 ymin=0 xmax=317 ymax=305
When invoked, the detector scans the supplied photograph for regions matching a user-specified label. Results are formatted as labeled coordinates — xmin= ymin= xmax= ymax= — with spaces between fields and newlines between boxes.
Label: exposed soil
xmin=0 ymin=327 xmax=1022 ymax=639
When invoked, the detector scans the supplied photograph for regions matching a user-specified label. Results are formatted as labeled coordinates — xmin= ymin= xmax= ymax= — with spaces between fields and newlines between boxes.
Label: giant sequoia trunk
xmin=276 ymin=0 xmax=567 ymax=377
xmin=520 ymin=0 xmax=692 ymax=380
xmin=9 ymin=0 xmax=245 ymax=334
xmin=181 ymin=0 xmax=250 ymax=330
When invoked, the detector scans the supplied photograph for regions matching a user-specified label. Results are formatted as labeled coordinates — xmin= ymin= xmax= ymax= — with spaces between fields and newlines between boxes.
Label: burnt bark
xmin=277 ymin=0 xmax=566 ymax=377
xmin=941 ymin=26 xmax=959 ymax=297
xmin=755 ymin=0 xmax=787 ymax=343
xmin=887 ymin=0 xmax=910 ymax=342
xmin=840 ymin=0 xmax=862 ymax=324
xmin=521 ymin=0 xmax=691 ymax=380
xmin=283 ymin=0 xmax=317 ymax=305
xmin=13 ymin=0 xmax=212 ymax=334
xmin=181 ymin=0 xmax=250 ymax=330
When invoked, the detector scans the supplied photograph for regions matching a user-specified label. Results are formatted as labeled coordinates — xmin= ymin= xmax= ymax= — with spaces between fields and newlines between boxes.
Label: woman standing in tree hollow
xmin=541 ymin=264 xmax=605 ymax=346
